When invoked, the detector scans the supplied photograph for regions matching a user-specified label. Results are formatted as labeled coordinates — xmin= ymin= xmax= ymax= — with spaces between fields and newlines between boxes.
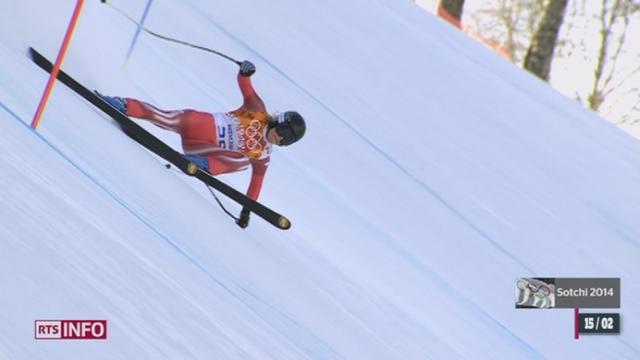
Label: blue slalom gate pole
xmin=124 ymin=0 xmax=153 ymax=62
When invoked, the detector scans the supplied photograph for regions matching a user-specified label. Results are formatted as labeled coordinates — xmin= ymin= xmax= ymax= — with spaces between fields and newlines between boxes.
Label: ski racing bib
xmin=214 ymin=111 xmax=272 ymax=160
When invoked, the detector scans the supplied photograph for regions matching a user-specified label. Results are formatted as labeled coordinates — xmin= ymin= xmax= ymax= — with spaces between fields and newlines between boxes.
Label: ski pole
xmin=165 ymin=164 xmax=240 ymax=222
xmin=100 ymin=0 xmax=242 ymax=65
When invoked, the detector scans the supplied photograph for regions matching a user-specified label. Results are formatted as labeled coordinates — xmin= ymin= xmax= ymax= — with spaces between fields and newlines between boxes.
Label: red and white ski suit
xmin=125 ymin=73 xmax=270 ymax=201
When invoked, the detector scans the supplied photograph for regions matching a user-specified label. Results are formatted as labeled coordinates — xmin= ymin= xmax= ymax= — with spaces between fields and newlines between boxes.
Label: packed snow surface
xmin=0 ymin=0 xmax=639 ymax=358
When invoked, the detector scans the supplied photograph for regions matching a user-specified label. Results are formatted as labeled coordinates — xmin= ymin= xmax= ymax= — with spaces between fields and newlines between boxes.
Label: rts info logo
xmin=35 ymin=320 xmax=107 ymax=340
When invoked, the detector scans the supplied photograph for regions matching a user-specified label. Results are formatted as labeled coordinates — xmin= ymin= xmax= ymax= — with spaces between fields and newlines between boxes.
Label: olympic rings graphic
xmin=245 ymin=119 xmax=263 ymax=137
xmin=243 ymin=119 xmax=265 ymax=152
xmin=246 ymin=138 xmax=262 ymax=151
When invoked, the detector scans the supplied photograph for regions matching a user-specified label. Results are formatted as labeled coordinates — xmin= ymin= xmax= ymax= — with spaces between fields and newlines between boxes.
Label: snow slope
xmin=1 ymin=0 xmax=639 ymax=358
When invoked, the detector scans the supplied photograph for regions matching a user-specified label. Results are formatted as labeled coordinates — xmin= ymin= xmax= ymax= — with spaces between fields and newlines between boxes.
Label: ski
xmin=29 ymin=47 xmax=290 ymax=230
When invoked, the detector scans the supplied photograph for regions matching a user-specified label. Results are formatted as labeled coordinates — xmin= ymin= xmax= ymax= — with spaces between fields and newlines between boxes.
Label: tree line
xmin=437 ymin=0 xmax=640 ymax=129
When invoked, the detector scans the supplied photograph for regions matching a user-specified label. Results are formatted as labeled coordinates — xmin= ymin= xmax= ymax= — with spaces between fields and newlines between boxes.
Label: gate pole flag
xmin=31 ymin=0 xmax=85 ymax=129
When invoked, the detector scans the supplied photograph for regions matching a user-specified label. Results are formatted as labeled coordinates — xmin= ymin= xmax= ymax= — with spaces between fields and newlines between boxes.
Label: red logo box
xmin=35 ymin=320 xmax=107 ymax=340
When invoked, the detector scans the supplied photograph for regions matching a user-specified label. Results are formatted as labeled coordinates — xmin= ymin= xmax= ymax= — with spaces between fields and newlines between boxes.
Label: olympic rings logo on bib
xmin=243 ymin=119 xmax=265 ymax=154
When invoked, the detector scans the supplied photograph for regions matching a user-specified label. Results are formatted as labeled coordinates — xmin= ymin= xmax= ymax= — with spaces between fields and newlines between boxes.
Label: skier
xmin=99 ymin=60 xmax=306 ymax=228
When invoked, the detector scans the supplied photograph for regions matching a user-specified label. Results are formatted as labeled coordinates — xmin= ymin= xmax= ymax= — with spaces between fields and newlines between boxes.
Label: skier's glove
xmin=236 ymin=208 xmax=251 ymax=229
xmin=239 ymin=61 xmax=256 ymax=77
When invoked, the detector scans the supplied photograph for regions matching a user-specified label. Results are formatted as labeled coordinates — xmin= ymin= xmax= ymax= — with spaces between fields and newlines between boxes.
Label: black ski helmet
xmin=270 ymin=111 xmax=306 ymax=146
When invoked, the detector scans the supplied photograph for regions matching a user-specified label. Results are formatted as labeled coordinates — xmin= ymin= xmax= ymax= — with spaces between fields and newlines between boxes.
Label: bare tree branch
xmin=600 ymin=1 xmax=629 ymax=93
xmin=587 ymin=0 xmax=621 ymax=111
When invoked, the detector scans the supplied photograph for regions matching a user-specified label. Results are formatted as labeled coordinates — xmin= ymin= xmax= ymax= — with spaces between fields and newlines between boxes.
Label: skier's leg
xmin=102 ymin=96 xmax=221 ymax=161
xmin=124 ymin=98 xmax=190 ymax=133
xmin=205 ymin=153 xmax=249 ymax=175
xmin=184 ymin=153 xmax=249 ymax=175
xmin=125 ymin=98 xmax=219 ymax=145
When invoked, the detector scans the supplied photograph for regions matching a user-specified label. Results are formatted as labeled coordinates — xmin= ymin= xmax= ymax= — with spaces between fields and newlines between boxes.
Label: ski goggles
xmin=274 ymin=113 xmax=298 ymax=146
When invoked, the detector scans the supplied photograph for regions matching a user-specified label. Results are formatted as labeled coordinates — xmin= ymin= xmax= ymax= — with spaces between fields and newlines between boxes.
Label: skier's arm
xmin=236 ymin=158 xmax=269 ymax=229
xmin=237 ymin=61 xmax=266 ymax=112
xmin=246 ymin=158 xmax=269 ymax=201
